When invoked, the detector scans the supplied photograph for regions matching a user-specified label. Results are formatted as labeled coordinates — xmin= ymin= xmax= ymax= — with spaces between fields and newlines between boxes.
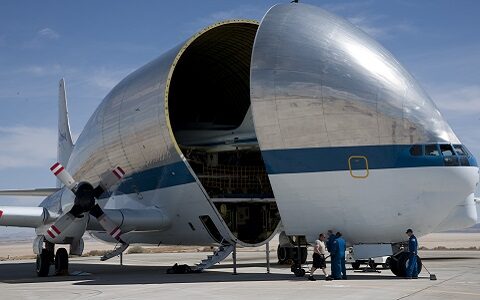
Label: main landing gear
xmin=36 ymin=247 xmax=69 ymax=277
xmin=388 ymin=252 xmax=422 ymax=277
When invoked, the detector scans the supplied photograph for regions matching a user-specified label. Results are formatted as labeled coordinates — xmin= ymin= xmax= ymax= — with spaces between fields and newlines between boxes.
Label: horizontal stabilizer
xmin=0 ymin=206 xmax=58 ymax=228
xmin=0 ymin=188 xmax=60 ymax=197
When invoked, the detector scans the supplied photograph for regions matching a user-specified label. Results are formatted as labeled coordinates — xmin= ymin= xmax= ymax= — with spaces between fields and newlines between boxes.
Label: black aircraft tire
xmin=389 ymin=253 xmax=405 ymax=277
xmin=294 ymin=268 xmax=306 ymax=277
xmin=54 ymin=248 xmax=69 ymax=276
xmin=390 ymin=252 xmax=422 ymax=277
xmin=351 ymin=261 xmax=361 ymax=270
xmin=300 ymin=247 xmax=308 ymax=264
xmin=277 ymin=245 xmax=288 ymax=264
xmin=403 ymin=254 xmax=422 ymax=276
xmin=36 ymin=251 xmax=51 ymax=277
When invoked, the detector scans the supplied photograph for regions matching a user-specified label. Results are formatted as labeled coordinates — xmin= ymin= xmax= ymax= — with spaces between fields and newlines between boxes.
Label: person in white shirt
xmin=308 ymin=233 xmax=332 ymax=281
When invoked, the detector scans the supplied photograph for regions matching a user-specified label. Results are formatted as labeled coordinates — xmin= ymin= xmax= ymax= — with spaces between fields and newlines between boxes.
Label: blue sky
xmin=0 ymin=0 xmax=479 ymax=210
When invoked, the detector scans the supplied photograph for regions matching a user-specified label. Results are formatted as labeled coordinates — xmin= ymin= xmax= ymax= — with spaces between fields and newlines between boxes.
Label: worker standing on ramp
xmin=335 ymin=232 xmax=347 ymax=279
xmin=405 ymin=228 xmax=418 ymax=279
xmin=326 ymin=230 xmax=336 ymax=277
xmin=308 ymin=233 xmax=332 ymax=281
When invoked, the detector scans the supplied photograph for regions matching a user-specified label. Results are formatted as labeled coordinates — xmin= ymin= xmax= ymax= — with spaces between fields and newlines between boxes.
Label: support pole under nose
xmin=232 ymin=243 xmax=237 ymax=275
xmin=266 ymin=241 xmax=270 ymax=274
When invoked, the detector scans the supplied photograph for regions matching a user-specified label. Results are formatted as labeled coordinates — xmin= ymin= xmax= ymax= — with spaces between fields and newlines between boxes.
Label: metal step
xmin=194 ymin=244 xmax=234 ymax=272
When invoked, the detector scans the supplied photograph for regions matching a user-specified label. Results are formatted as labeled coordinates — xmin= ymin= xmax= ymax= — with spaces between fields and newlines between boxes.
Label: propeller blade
xmin=90 ymin=204 xmax=125 ymax=243
xmin=94 ymin=166 xmax=126 ymax=198
xmin=50 ymin=162 xmax=77 ymax=190
xmin=46 ymin=212 xmax=75 ymax=239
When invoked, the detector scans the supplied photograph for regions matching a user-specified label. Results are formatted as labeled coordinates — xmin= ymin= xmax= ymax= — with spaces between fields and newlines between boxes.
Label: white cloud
xmin=429 ymin=85 xmax=480 ymax=115
xmin=87 ymin=67 xmax=132 ymax=91
xmin=0 ymin=126 xmax=56 ymax=170
xmin=20 ymin=64 xmax=63 ymax=77
xmin=23 ymin=27 xmax=60 ymax=48
xmin=37 ymin=28 xmax=60 ymax=40
xmin=347 ymin=15 xmax=416 ymax=39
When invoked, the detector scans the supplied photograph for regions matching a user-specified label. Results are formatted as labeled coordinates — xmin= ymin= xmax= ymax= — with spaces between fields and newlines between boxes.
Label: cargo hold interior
xmin=167 ymin=22 xmax=280 ymax=244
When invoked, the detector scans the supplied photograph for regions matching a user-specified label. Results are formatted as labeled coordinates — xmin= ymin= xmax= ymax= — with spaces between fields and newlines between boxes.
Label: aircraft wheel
xmin=384 ymin=257 xmax=391 ymax=269
xmin=277 ymin=245 xmax=288 ymax=264
xmin=403 ymin=254 xmax=422 ymax=276
xmin=351 ymin=261 xmax=361 ymax=270
xmin=54 ymin=248 xmax=69 ymax=276
xmin=389 ymin=252 xmax=422 ymax=277
xmin=389 ymin=253 xmax=404 ymax=277
xmin=293 ymin=267 xmax=305 ymax=277
xmin=36 ymin=250 xmax=51 ymax=277
xmin=300 ymin=247 xmax=308 ymax=264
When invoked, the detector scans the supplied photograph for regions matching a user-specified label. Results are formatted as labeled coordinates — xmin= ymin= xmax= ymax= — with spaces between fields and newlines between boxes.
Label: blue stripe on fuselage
xmin=261 ymin=144 xmax=477 ymax=175
xmin=100 ymin=161 xmax=195 ymax=198
xmin=99 ymin=144 xmax=476 ymax=198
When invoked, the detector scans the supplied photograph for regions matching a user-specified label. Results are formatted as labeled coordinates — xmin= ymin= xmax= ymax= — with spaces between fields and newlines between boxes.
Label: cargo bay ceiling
xmin=168 ymin=21 xmax=259 ymax=132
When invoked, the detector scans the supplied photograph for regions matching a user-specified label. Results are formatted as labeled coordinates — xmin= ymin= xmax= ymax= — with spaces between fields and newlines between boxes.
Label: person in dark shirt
xmin=405 ymin=228 xmax=418 ymax=279
xmin=326 ymin=230 xmax=337 ymax=278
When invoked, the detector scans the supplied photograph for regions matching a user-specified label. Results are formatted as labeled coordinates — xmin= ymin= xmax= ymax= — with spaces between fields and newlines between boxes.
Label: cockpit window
xmin=409 ymin=145 xmax=423 ymax=156
xmin=453 ymin=144 xmax=468 ymax=156
xmin=425 ymin=144 xmax=440 ymax=156
xmin=439 ymin=144 xmax=455 ymax=156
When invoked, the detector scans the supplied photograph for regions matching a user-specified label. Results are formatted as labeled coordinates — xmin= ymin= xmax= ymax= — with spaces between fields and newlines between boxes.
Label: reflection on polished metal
xmin=251 ymin=4 xmax=459 ymax=151
xmin=67 ymin=20 xmax=259 ymax=186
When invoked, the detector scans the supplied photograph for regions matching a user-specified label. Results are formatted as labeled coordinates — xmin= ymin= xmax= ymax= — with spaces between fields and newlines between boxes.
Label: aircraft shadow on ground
xmin=0 ymin=261 xmax=408 ymax=285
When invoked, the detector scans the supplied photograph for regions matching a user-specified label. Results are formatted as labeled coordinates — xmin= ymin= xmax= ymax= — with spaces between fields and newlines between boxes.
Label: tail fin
xmin=57 ymin=78 xmax=74 ymax=188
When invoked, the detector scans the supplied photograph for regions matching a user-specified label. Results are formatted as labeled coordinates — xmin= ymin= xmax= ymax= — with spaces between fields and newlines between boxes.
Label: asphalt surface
xmin=0 ymin=250 xmax=479 ymax=299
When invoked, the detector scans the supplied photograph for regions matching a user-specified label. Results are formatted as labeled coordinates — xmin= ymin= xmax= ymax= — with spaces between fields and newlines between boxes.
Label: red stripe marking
xmin=50 ymin=162 xmax=60 ymax=171
xmin=116 ymin=166 xmax=125 ymax=175
xmin=0 ymin=210 xmax=3 ymax=218
xmin=47 ymin=230 xmax=55 ymax=239
xmin=51 ymin=225 xmax=61 ymax=235
xmin=109 ymin=227 xmax=120 ymax=236
xmin=54 ymin=166 xmax=64 ymax=176
xmin=112 ymin=170 xmax=122 ymax=179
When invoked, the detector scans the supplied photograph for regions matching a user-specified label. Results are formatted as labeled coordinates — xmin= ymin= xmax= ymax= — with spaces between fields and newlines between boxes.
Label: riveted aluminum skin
xmin=250 ymin=3 xmax=459 ymax=150
xmin=65 ymin=20 xmax=261 ymax=246
xmin=67 ymin=45 xmax=181 ymax=184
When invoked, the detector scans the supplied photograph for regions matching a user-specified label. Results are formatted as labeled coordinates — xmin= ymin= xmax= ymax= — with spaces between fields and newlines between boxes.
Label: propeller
xmin=47 ymin=162 xmax=127 ymax=244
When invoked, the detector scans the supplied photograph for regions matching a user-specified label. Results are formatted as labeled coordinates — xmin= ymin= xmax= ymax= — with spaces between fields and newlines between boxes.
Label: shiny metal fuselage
xmin=51 ymin=4 xmax=478 ymax=246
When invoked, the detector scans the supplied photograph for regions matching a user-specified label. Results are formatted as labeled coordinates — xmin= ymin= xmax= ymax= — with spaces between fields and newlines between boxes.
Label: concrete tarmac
xmin=0 ymin=250 xmax=479 ymax=300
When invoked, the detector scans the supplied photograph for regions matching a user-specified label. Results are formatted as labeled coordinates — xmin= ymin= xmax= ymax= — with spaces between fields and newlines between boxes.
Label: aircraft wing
xmin=0 ymin=188 xmax=60 ymax=197
xmin=0 ymin=206 xmax=58 ymax=228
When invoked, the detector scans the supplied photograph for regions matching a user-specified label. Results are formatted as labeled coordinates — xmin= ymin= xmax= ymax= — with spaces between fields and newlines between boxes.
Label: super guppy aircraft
xmin=0 ymin=3 xmax=478 ymax=277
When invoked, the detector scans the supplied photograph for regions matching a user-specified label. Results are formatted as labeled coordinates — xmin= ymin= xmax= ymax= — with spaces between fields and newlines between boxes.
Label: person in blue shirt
xmin=335 ymin=232 xmax=347 ymax=280
xmin=405 ymin=228 xmax=418 ymax=279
